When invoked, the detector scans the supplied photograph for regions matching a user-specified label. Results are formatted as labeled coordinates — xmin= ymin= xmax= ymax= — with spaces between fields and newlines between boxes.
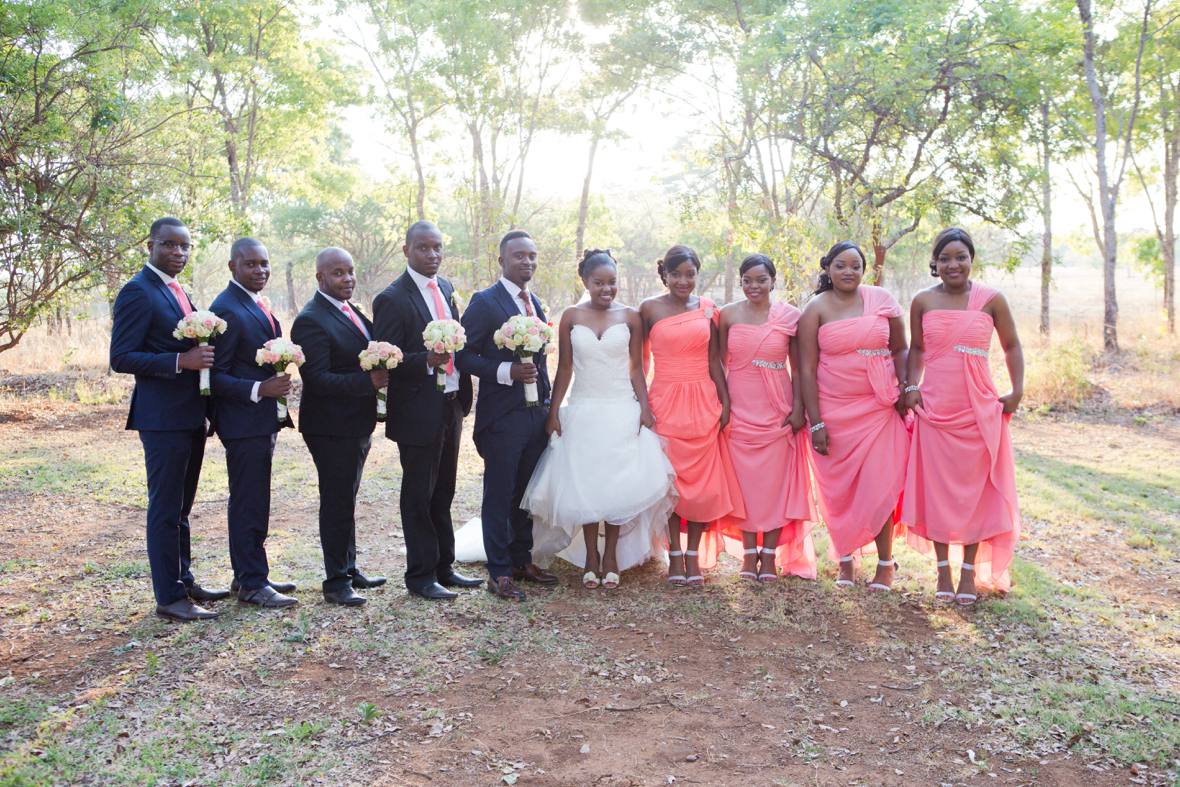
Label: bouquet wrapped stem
xmin=358 ymin=342 xmax=404 ymax=422
xmin=173 ymin=311 xmax=228 ymax=396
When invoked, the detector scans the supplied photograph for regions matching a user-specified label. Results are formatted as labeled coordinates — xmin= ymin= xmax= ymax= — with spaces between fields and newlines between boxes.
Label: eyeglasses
xmin=158 ymin=240 xmax=192 ymax=252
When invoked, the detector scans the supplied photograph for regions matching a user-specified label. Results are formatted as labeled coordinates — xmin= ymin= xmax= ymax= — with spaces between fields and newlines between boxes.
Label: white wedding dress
xmin=453 ymin=322 xmax=676 ymax=571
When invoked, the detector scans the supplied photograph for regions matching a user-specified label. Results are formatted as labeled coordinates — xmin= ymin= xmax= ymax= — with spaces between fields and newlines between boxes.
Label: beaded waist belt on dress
xmin=953 ymin=344 xmax=989 ymax=357
xmin=751 ymin=359 xmax=785 ymax=369
xmin=855 ymin=348 xmax=891 ymax=357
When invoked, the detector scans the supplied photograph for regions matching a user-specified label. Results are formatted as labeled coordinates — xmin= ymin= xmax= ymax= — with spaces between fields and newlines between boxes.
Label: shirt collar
xmin=406 ymin=266 xmax=436 ymax=290
xmin=145 ymin=261 xmax=177 ymax=286
xmin=316 ymin=289 xmax=349 ymax=311
xmin=230 ymin=278 xmax=262 ymax=303
xmin=499 ymin=276 xmax=526 ymax=299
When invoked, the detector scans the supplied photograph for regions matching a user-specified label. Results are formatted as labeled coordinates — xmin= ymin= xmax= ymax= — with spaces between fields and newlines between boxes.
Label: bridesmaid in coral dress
xmin=902 ymin=228 xmax=1023 ymax=605
xmin=641 ymin=244 xmax=744 ymax=586
xmin=719 ymin=254 xmax=816 ymax=582
xmin=797 ymin=241 xmax=910 ymax=591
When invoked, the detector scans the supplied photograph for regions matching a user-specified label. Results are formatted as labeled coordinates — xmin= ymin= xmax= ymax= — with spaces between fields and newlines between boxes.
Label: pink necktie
xmin=341 ymin=302 xmax=367 ymax=338
xmin=167 ymin=281 xmax=192 ymax=317
xmin=257 ymin=299 xmax=276 ymax=335
xmin=426 ymin=280 xmax=455 ymax=375
xmin=518 ymin=290 xmax=534 ymax=317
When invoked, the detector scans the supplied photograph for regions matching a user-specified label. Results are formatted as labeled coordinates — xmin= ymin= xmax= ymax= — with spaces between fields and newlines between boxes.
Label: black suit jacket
xmin=109 ymin=266 xmax=208 ymax=432
xmin=456 ymin=280 xmax=551 ymax=438
xmin=290 ymin=291 xmax=379 ymax=439
xmin=371 ymin=270 xmax=473 ymax=446
xmin=209 ymin=282 xmax=287 ymax=439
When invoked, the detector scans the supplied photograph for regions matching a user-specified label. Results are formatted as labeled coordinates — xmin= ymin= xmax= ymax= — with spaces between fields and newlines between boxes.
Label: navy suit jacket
xmin=372 ymin=270 xmax=473 ymax=446
xmin=209 ymin=282 xmax=287 ymax=439
xmin=290 ymin=291 xmax=379 ymax=439
xmin=456 ymin=281 xmax=551 ymax=438
xmin=109 ymin=266 xmax=208 ymax=432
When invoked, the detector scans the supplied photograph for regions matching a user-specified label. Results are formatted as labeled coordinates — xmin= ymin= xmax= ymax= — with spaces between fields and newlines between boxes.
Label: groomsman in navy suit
xmin=110 ymin=217 xmax=230 ymax=622
xmin=372 ymin=221 xmax=479 ymax=601
xmin=457 ymin=230 xmax=558 ymax=601
xmin=209 ymin=237 xmax=297 ymax=609
xmin=291 ymin=247 xmax=389 ymax=607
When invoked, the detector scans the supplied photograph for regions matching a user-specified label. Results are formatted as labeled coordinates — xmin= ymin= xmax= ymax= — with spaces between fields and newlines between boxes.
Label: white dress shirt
xmin=406 ymin=267 xmax=459 ymax=394
xmin=146 ymin=262 xmax=184 ymax=374
xmin=495 ymin=277 xmax=536 ymax=386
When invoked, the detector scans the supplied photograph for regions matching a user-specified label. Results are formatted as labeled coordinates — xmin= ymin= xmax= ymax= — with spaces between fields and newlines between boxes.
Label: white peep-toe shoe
xmin=835 ymin=555 xmax=855 ymax=588
xmin=934 ymin=560 xmax=955 ymax=602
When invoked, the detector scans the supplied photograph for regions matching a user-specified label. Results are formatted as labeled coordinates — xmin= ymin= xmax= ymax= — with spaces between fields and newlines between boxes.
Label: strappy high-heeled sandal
xmin=868 ymin=559 xmax=898 ymax=592
xmin=739 ymin=548 xmax=759 ymax=582
xmin=757 ymin=547 xmax=779 ymax=582
xmin=835 ymin=555 xmax=855 ymax=588
xmin=666 ymin=550 xmax=686 ymax=586
xmin=684 ymin=550 xmax=704 ymax=586
xmin=956 ymin=562 xmax=978 ymax=607
xmin=934 ymin=559 xmax=955 ymax=602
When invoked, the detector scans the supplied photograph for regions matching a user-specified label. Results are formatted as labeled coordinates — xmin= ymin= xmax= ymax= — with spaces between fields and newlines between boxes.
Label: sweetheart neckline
xmin=571 ymin=321 xmax=629 ymax=342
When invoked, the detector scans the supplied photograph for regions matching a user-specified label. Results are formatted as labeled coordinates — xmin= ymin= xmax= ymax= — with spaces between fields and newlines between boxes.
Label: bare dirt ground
xmin=0 ymin=387 xmax=1177 ymax=785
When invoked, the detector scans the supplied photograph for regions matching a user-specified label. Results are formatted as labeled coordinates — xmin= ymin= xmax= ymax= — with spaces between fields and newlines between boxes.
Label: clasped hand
xmin=259 ymin=373 xmax=291 ymax=399
xmin=510 ymin=359 xmax=538 ymax=384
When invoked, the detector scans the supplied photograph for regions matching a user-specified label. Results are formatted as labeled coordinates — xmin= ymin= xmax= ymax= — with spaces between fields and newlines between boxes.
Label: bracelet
xmin=903 ymin=385 xmax=920 ymax=394
xmin=808 ymin=421 xmax=826 ymax=434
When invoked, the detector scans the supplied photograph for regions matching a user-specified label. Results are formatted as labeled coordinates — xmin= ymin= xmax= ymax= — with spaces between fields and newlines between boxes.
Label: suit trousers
xmin=222 ymin=433 xmax=276 ymax=591
xmin=304 ymin=434 xmax=371 ymax=593
xmin=139 ymin=429 xmax=205 ymax=605
xmin=396 ymin=397 xmax=464 ymax=590
xmin=475 ymin=404 xmax=549 ymax=580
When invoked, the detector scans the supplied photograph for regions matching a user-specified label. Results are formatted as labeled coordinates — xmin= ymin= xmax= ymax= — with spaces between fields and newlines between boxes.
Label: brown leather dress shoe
xmin=486 ymin=576 xmax=526 ymax=602
xmin=512 ymin=563 xmax=558 ymax=585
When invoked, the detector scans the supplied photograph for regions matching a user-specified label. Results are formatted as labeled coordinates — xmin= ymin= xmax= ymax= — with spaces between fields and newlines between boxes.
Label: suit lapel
xmin=398 ymin=273 xmax=433 ymax=325
xmin=317 ymin=291 xmax=368 ymax=340
xmin=491 ymin=281 xmax=519 ymax=322
xmin=229 ymin=281 xmax=274 ymax=338
xmin=143 ymin=267 xmax=184 ymax=321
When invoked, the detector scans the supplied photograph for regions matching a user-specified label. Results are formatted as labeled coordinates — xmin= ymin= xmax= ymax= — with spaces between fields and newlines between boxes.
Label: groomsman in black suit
xmin=110 ymin=217 xmax=230 ymax=621
xmin=290 ymin=247 xmax=389 ymax=606
xmin=209 ymin=237 xmax=297 ymax=609
xmin=372 ymin=221 xmax=480 ymax=601
xmin=457 ymin=230 xmax=558 ymax=602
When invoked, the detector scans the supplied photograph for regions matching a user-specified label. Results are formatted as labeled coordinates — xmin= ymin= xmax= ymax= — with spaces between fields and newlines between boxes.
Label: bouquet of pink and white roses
xmin=173 ymin=310 xmax=228 ymax=396
xmin=421 ymin=319 xmax=466 ymax=392
xmin=358 ymin=341 xmax=404 ymax=421
xmin=493 ymin=314 xmax=555 ymax=406
xmin=255 ymin=338 xmax=305 ymax=422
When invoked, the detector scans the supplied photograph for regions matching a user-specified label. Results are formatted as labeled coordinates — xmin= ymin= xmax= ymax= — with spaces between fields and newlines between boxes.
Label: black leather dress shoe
xmin=238 ymin=585 xmax=298 ymax=608
xmin=408 ymin=582 xmax=458 ymax=601
xmin=156 ymin=599 xmax=219 ymax=622
xmin=439 ymin=570 xmax=483 ymax=588
xmin=350 ymin=570 xmax=387 ymax=589
xmin=324 ymin=587 xmax=366 ymax=607
xmin=230 ymin=578 xmax=297 ymax=594
xmin=186 ymin=583 xmax=232 ymax=602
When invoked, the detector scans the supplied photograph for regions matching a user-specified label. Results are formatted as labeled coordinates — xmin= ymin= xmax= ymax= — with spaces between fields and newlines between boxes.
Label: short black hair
xmin=499 ymin=229 xmax=532 ymax=255
xmin=149 ymin=217 xmax=186 ymax=238
xmin=578 ymin=248 xmax=616 ymax=279
xmin=230 ymin=236 xmax=264 ymax=261
xmin=405 ymin=220 xmax=440 ymax=247
xmin=739 ymin=253 xmax=776 ymax=278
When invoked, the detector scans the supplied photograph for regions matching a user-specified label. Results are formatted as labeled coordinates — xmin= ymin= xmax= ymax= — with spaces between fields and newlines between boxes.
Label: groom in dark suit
xmin=291 ymin=247 xmax=389 ymax=607
xmin=372 ymin=221 xmax=480 ymax=601
xmin=457 ymin=230 xmax=558 ymax=601
xmin=209 ymin=237 xmax=297 ymax=609
xmin=110 ymin=217 xmax=229 ymax=621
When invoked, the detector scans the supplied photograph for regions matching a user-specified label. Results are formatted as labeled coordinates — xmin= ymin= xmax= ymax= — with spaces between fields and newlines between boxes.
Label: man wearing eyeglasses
xmin=110 ymin=217 xmax=231 ymax=622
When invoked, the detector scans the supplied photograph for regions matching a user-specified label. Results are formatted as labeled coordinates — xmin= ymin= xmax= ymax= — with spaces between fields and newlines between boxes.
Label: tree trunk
xmin=1040 ymin=100 xmax=1053 ymax=339
xmin=1077 ymin=0 xmax=1119 ymax=352
xmin=870 ymin=217 xmax=886 ymax=286
xmin=285 ymin=261 xmax=296 ymax=313
xmin=409 ymin=119 xmax=427 ymax=221
xmin=1164 ymin=84 xmax=1177 ymax=334
xmin=574 ymin=129 xmax=601 ymax=263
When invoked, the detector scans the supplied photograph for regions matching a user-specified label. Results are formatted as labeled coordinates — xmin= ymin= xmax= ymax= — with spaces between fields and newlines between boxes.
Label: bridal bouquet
xmin=358 ymin=341 xmax=404 ymax=421
xmin=255 ymin=338 xmax=305 ymax=422
xmin=493 ymin=315 xmax=554 ymax=406
xmin=173 ymin=310 xmax=227 ymax=396
xmin=421 ymin=319 xmax=465 ymax=392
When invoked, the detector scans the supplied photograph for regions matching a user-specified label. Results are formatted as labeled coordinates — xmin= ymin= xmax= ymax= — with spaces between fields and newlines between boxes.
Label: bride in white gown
xmin=453 ymin=250 xmax=676 ymax=587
